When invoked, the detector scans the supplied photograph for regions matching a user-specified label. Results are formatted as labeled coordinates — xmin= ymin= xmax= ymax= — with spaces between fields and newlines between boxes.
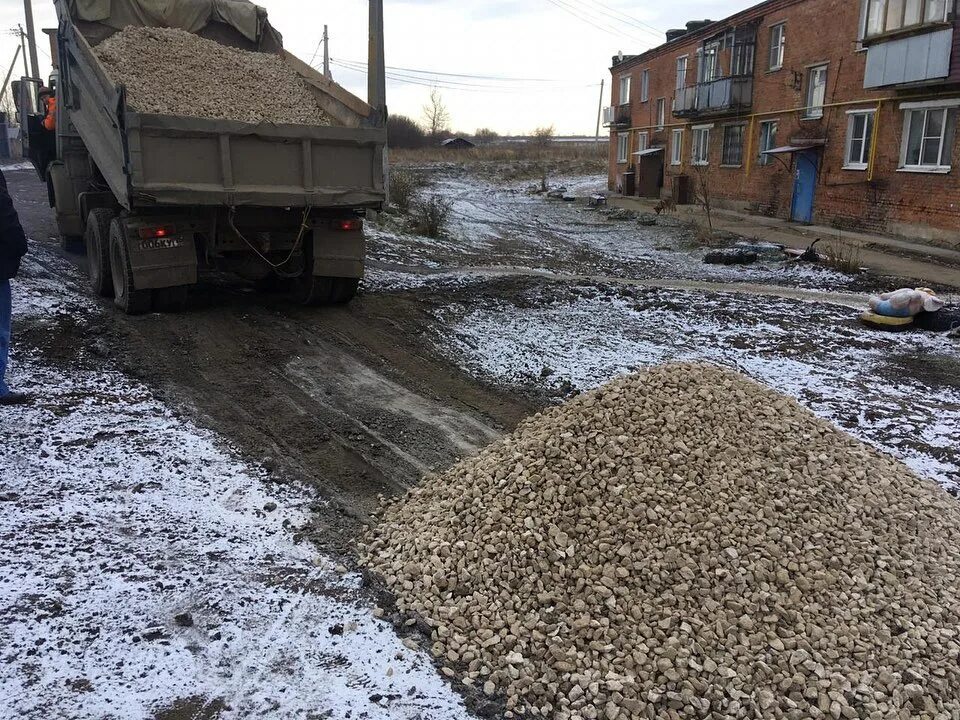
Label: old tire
xmin=109 ymin=219 xmax=152 ymax=315
xmin=291 ymin=275 xmax=359 ymax=306
xmin=85 ymin=208 xmax=115 ymax=297
xmin=153 ymin=286 xmax=189 ymax=313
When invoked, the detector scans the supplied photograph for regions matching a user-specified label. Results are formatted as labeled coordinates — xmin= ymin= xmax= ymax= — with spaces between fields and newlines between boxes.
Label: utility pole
xmin=2 ymin=46 xmax=22 ymax=121
xmin=595 ymin=78 xmax=605 ymax=141
xmin=2 ymin=47 xmax=22 ymax=99
xmin=22 ymin=0 xmax=40 ymax=81
xmin=17 ymin=26 xmax=28 ymax=80
xmin=322 ymin=24 xmax=331 ymax=79
xmin=368 ymin=0 xmax=388 ymax=201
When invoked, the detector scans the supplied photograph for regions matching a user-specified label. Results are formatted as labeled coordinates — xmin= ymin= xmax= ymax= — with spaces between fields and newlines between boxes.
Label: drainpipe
xmin=867 ymin=99 xmax=882 ymax=182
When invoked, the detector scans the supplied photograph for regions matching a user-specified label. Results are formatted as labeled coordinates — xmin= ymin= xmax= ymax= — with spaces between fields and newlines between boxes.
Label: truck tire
xmin=84 ymin=208 xmax=115 ymax=297
xmin=331 ymin=277 xmax=359 ymax=304
xmin=292 ymin=275 xmax=359 ymax=306
xmin=109 ymin=219 xmax=153 ymax=315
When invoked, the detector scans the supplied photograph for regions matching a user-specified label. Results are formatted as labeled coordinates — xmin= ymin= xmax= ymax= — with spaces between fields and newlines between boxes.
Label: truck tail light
xmin=333 ymin=219 xmax=362 ymax=232
xmin=138 ymin=225 xmax=176 ymax=239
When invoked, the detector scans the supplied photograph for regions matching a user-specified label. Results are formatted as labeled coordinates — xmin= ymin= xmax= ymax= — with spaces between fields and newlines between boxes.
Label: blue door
xmin=790 ymin=150 xmax=818 ymax=224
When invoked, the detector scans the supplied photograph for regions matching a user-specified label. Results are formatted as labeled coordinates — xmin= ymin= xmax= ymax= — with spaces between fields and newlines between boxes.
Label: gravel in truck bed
xmin=362 ymin=362 xmax=960 ymax=719
xmin=95 ymin=26 xmax=333 ymax=126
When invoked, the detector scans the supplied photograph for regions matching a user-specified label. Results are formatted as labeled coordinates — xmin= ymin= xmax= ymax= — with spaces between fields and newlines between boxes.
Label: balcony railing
xmin=672 ymin=76 xmax=753 ymax=117
xmin=602 ymin=103 xmax=632 ymax=128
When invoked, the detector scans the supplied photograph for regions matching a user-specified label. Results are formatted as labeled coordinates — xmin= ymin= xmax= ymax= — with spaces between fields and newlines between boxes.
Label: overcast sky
xmin=0 ymin=0 xmax=754 ymax=135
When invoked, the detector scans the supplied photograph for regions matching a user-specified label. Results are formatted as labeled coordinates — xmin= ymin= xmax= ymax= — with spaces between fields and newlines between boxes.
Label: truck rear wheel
xmin=153 ymin=286 xmax=189 ymax=313
xmin=109 ymin=219 xmax=153 ymax=315
xmin=291 ymin=275 xmax=359 ymax=306
xmin=85 ymin=208 xmax=115 ymax=297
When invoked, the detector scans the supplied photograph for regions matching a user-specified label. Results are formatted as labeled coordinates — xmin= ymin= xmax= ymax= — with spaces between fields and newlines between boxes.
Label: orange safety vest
xmin=43 ymin=96 xmax=56 ymax=131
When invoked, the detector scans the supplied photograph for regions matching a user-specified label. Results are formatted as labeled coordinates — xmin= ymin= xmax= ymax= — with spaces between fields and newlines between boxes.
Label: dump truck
xmin=19 ymin=0 xmax=386 ymax=313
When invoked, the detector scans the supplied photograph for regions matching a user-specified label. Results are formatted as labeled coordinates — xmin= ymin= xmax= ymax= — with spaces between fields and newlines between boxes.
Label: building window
xmin=732 ymin=43 xmax=755 ymax=76
xmin=671 ymin=129 xmax=683 ymax=165
xmin=769 ymin=23 xmax=785 ymax=70
xmin=640 ymin=69 xmax=649 ymax=102
xmin=865 ymin=0 xmax=949 ymax=37
xmin=637 ymin=131 xmax=649 ymax=153
xmin=619 ymin=75 xmax=631 ymax=105
xmin=721 ymin=124 xmax=745 ymax=166
xmin=692 ymin=125 xmax=711 ymax=165
xmin=617 ymin=133 xmax=629 ymax=163
xmin=844 ymin=110 xmax=875 ymax=169
xmin=758 ymin=120 xmax=778 ymax=166
xmin=805 ymin=65 xmax=827 ymax=118
xmin=676 ymin=56 xmax=688 ymax=90
xmin=900 ymin=105 xmax=956 ymax=171
xmin=699 ymin=43 xmax=720 ymax=82
xmin=656 ymin=99 xmax=665 ymax=129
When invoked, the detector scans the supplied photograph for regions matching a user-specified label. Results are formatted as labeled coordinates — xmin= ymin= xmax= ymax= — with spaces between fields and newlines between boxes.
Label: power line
xmin=574 ymin=0 xmax=665 ymax=38
xmin=331 ymin=59 xmax=599 ymax=95
xmin=331 ymin=58 xmax=563 ymax=83
xmin=308 ymin=35 xmax=324 ymax=66
xmin=542 ymin=0 xmax=652 ymax=44
xmin=333 ymin=58 xmax=588 ymax=89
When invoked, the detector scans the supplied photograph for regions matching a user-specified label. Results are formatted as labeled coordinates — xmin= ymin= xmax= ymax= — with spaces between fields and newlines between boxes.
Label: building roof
xmin=611 ymin=0 xmax=806 ymax=72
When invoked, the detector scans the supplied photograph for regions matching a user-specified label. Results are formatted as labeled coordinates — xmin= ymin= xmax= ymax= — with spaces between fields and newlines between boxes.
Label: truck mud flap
xmin=48 ymin=162 xmax=85 ymax=238
xmin=310 ymin=227 xmax=364 ymax=279
xmin=122 ymin=219 xmax=199 ymax=290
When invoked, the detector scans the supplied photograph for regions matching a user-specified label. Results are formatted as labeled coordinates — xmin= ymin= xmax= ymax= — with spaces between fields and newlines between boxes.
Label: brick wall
xmin=608 ymin=0 xmax=960 ymax=245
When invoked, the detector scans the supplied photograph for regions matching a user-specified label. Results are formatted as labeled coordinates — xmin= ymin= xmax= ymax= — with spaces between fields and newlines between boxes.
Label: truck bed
xmin=61 ymin=19 xmax=385 ymax=211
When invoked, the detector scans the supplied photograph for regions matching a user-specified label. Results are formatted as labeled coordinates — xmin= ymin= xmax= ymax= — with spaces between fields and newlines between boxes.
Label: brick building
xmin=605 ymin=0 xmax=960 ymax=244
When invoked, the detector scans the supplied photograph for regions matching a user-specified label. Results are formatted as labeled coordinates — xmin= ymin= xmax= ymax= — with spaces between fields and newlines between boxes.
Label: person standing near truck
xmin=39 ymin=87 xmax=56 ymax=132
xmin=0 ymin=167 xmax=29 ymax=405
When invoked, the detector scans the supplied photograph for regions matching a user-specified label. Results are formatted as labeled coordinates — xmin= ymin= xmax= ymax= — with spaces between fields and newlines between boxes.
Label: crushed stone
xmin=95 ymin=26 xmax=332 ymax=126
xmin=362 ymin=362 xmax=960 ymax=719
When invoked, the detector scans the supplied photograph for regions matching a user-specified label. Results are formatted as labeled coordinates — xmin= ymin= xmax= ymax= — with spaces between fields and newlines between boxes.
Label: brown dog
xmin=654 ymin=197 xmax=677 ymax=215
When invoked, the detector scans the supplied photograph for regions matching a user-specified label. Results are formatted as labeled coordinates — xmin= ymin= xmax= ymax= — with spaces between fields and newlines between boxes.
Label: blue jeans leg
xmin=0 ymin=280 xmax=11 ymax=397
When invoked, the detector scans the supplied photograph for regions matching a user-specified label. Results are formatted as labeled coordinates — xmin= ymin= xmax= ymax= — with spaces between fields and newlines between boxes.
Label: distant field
xmin=390 ymin=142 xmax=607 ymax=180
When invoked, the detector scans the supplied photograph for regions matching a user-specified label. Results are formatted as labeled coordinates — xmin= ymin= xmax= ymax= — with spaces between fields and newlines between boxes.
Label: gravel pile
xmin=362 ymin=363 xmax=960 ymax=719
xmin=95 ymin=26 xmax=332 ymax=126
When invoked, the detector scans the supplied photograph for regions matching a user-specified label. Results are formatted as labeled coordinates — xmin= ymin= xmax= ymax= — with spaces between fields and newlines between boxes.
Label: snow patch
xmin=0 ymin=358 xmax=470 ymax=719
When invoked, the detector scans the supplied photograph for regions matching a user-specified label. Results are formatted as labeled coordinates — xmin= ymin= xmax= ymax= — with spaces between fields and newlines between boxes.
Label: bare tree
xmin=692 ymin=163 xmax=714 ymax=237
xmin=474 ymin=128 xmax=499 ymax=144
xmin=422 ymin=89 xmax=450 ymax=137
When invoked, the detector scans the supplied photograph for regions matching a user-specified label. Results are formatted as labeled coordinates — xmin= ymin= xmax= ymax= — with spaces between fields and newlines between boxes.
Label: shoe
xmin=0 ymin=392 xmax=30 ymax=406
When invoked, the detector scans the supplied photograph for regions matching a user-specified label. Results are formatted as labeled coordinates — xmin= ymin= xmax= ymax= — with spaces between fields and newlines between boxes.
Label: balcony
xmin=863 ymin=26 xmax=953 ymax=88
xmin=602 ymin=103 xmax=632 ymax=128
xmin=672 ymin=76 xmax=753 ymax=118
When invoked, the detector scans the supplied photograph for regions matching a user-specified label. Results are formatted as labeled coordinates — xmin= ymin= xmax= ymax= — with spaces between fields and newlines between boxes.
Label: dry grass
xmin=820 ymin=238 xmax=863 ymax=274
xmin=391 ymin=143 xmax=607 ymax=181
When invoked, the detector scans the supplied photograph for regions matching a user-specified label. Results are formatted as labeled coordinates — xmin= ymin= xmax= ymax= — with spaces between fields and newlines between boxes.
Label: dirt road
xmin=6 ymin=167 xmax=533 ymax=557
xmin=3 ymin=163 xmax=959 ymax=718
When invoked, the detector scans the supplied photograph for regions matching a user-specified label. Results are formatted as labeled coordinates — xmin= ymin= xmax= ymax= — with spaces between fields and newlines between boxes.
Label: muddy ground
xmin=7 ymin=160 xmax=960 ymax=537
xmin=3 ymin=163 xmax=959 ymax=717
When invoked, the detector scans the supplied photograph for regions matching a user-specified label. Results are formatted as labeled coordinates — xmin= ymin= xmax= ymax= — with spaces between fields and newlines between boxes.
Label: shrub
xmin=390 ymin=169 xmax=420 ymax=214
xmin=411 ymin=195 xmax=452 ymax=239
xmin=532 ymin=125 xmax=555 ymax=146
